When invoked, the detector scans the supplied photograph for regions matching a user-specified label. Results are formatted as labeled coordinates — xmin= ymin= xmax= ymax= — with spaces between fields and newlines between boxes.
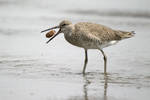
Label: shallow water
xmin=0 ymin=0 xmax=150 ymax=100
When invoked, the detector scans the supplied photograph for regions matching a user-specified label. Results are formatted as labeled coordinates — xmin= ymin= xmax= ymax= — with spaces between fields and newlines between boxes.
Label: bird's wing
xmin=75 ymin=22 xmax=121 ymax=43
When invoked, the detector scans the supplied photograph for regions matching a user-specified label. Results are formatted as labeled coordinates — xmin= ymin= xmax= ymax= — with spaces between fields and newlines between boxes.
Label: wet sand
xmin=0 ymin=0 xmax=150 ymax=100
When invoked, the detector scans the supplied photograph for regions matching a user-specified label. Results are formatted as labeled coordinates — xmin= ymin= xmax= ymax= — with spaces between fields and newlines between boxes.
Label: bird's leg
xmin=100 ymin=49 xmax=107 ymax=76
xmin=82 ymin=49 xmax=88 ymax=74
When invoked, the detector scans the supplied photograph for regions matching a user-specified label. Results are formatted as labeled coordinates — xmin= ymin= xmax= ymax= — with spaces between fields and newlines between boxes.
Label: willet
xmin=41 ymin=20 xmax=135 ymax=75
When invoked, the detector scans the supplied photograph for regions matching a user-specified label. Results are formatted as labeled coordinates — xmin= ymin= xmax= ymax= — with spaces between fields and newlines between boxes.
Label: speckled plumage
xmin=41 ymin=20 xmax=135 ymax=75
xmin=61 ymin=21 xmax=134 ymax=49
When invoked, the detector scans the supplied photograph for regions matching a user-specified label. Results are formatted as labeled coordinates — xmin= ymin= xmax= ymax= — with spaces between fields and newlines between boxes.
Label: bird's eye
xmin=62 ymin=23 xmax=67 ymax=26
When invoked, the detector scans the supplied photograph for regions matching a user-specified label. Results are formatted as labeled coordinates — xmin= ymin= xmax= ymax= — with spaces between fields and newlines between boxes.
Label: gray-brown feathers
xmin=114 ymin=30 xmax=135 ymax=39
xmin=75 ymin=22 xmax=122 ymax=41
xmin=59 ymin=20 xmax=134 ymax=49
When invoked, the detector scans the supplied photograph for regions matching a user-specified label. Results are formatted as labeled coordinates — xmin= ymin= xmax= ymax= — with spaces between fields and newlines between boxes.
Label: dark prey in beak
xmin=41 ymin=25 xmax=61 ymax=44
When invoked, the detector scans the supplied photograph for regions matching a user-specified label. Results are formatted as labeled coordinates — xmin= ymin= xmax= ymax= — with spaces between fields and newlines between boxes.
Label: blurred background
xmin=0 ymin=0 xmax=150 ymax=57
xmin=0 ymin=0 xmax=150 ymax=100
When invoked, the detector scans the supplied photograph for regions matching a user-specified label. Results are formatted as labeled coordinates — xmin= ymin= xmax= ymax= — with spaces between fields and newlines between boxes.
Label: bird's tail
xmin=114 ymin=30 xmax=135 ymax=39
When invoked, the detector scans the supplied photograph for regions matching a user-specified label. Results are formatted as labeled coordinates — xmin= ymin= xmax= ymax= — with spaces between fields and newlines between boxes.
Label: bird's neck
xmin=64 ymin=25 xmax=75 ymax=37
xmin=64 ymin=26 xmax=79 ymax=46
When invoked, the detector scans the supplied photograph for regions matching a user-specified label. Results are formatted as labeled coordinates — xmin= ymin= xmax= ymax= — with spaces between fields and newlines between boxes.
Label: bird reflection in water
xmin=104 ymin=76 xmax=108 ymax=100
xmin=83 ymin=74 xmax=108 ymax=100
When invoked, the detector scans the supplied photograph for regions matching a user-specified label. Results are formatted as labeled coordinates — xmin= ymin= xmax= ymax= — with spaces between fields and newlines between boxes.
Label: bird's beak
xmin=41 ymin=25 xmax=61 ymax=44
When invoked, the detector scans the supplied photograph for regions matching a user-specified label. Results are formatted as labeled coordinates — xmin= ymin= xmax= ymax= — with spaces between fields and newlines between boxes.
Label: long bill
xmin=41 ymin=25 xmax=59 ymax=33
xmin=41 ymin=25 xmax=61 ymax=44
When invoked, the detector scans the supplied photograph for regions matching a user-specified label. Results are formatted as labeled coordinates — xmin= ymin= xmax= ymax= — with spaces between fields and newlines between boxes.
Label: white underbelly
xmin=98 ymin=40 xmax=119 ymax=49
xmin=81 ymin=40 xmax=119 ymax=49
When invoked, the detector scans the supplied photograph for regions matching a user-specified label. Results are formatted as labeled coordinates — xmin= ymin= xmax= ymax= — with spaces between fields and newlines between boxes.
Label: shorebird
xmin=41 ymin=20 xmax=135 ymax=75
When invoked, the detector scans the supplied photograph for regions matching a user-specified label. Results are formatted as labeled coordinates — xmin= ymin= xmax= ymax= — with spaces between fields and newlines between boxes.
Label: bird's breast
xmin=64 ymin=33 xmax=83 ymax=48
xmin=64 ymin=33 xmax=99 ymax=49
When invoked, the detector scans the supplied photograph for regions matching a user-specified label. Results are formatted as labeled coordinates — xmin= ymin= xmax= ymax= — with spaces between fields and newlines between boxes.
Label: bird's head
xmin=41 ymin=20 xmax=74 ymax=44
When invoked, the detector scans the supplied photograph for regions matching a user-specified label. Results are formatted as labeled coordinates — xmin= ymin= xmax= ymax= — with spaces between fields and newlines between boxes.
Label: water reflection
xmin=83 ymin=74 xmax=90 ymax=100
xmin=83 ymin=74 xmax=108 ymax=100
xmin=104 ymin=76 xmax=108 ymax=100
